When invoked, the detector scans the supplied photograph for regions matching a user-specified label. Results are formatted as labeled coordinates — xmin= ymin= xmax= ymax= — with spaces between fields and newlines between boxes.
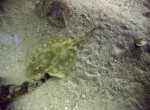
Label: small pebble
xmin=81 ymin=95 xmax=86 ymax=99
xmin=65 ymin=107 xmax=67 ymax=110
xmin=135 ymin=36 xmax=147 ymax=47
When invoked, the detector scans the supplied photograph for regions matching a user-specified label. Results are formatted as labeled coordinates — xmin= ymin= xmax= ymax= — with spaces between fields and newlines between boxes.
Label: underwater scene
xmin=0 ymin=0 xmax=150 ymax=110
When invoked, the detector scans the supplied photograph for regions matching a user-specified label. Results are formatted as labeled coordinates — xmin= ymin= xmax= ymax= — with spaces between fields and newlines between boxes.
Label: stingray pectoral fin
xmin=48 ymin=72 xmax=65 ymax=78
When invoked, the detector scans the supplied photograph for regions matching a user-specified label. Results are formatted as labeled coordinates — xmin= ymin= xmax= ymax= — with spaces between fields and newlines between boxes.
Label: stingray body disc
xmin=26 ymin=36 xmax=78 ymax=80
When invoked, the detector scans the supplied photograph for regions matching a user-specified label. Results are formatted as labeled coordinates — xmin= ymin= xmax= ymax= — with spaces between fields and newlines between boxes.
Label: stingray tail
xmin=72 ymin=26 xmax=101 ymax=45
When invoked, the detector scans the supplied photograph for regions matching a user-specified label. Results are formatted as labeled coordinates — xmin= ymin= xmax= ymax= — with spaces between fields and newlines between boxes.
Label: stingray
xmin=26 ymin=26 xmax=100 ymax=80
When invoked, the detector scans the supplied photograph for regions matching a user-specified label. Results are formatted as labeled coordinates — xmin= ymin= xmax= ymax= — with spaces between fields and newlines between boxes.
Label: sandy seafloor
xmin=0 ymin=0 xmax=150 ymax=110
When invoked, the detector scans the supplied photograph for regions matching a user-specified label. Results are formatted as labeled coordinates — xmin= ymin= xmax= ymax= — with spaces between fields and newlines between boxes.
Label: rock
xmin=35 ymin=0 xmax=70 ymax=27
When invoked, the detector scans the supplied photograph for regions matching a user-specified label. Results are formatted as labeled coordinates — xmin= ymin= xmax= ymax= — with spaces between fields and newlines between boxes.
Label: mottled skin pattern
xmin=26 ymin=26 xmax=100 ymax=80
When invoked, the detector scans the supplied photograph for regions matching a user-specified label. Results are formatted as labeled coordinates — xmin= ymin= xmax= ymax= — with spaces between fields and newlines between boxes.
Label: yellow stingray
xmin=26 ymin=26 xmax=100 ymax=80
